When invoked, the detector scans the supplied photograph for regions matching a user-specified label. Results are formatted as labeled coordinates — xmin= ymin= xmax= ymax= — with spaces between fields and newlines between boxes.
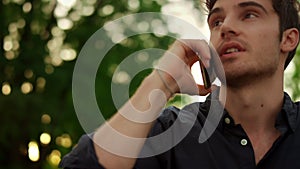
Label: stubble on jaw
xmin=223 ymin=58 xmax=279 ymax=88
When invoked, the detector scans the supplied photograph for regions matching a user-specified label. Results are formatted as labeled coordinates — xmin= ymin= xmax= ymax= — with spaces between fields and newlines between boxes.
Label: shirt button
xmin=224 ymin=117 xmax=231 ymax=124
xmin=240 ymin=139 xmax=248 ymax=146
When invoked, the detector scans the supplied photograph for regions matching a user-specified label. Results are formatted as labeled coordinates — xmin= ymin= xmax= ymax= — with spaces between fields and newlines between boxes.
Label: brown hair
xmin=205 ymin=0 xmax=300 ymax=69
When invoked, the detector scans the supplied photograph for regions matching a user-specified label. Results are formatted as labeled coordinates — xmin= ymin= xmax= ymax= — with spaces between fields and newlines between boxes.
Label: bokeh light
xmin=40 ymin=133 xmax=51 ymax=145
xmin=59 ymin=48 xmax=77 ymax=61
xmin=47 ymin=150 xmax=61 ymax=166
xmin=41 ymin=114 xmax=51 ymax=124
xmin=28 ymin=141 xmax=40 ymax=162
xmin=21 ymin=82 xmax=33 ymax=94
xmin=56 ymin=134 xmax=72 ymax=148
xmin=22 ymin=2 xmax=32 ymax=13
xmin=2 ymin=82 xmax=12 ymax=95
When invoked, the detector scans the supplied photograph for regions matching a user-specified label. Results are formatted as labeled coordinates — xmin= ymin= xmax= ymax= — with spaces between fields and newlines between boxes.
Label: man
xmin=60 ymin=0 xmax=300 ymax=168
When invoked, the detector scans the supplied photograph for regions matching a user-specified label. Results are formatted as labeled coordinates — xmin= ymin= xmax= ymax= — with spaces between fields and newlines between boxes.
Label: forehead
xmin=211 ymin=0 xmax=273 ymax=11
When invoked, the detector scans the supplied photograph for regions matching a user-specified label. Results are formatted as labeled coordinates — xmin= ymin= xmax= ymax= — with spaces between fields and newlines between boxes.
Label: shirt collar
xmin=278 ymin=92 xmax=298 ymax=132
xmin=209 ymin=91 xmax=299 ymax=133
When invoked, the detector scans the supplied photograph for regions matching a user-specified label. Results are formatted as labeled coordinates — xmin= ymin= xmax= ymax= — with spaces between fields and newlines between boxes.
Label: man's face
xmin=208 ymin=0 xmax=283 ymax=86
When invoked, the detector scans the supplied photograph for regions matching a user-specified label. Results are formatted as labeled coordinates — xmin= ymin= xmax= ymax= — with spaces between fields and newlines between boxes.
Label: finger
xmin=193 ymin=42 xmax=211 ymax=68
xmin=197 ymin=84 xmax=212 ymax=96
xmin=179 ymin=39 xmax=211 ymax=68
xmin=197 ymin=84 xmax=218 ymax=96
xmin=168 ymin=39 xmax=211 ymax=67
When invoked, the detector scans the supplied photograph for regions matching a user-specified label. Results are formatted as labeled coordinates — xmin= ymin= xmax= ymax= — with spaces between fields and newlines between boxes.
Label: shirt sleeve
xmin=59 ymin=133 xmax=104 ymax=169
xmin=59 ymin=106 xmax=180 ymax=169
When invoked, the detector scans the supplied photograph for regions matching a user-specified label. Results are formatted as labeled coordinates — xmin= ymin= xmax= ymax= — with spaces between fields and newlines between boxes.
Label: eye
xmin=244 ymin=12 xmax=257 ymax=19
xmin=210 ymin=19 xmax=223 ymax=28
xmin=214 ymin=20 xmax=223 ymax=27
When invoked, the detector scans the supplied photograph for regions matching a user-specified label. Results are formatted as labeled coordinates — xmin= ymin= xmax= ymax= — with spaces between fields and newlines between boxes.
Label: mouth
xmin=219 ymin=42 xmax=245 ymax=56
xmin=224 ymin=47 xmax=240 ymax=54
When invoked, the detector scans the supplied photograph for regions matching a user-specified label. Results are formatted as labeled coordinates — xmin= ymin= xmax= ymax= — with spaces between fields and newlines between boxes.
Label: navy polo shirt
xmin=60 ymin=93 xmax=300 ymax=169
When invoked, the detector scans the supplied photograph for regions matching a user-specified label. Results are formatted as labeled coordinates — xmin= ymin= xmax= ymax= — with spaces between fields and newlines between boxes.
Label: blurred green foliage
xmin=0 ymin=0 xmax=171 ymax=168
xmin=1 ymin=0 xmax=300 ymax=169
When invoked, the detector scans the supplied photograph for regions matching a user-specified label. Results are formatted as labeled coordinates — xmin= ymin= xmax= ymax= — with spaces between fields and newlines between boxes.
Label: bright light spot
xmin=3 ymin=40 xmax=13 ymax=51
xmin=48 ymin=150 xmax=61 ymax=166
xmin=41 ymin=114 xmax=51 ymax=124
xmin=51 ymin=56 xmax=63 ymax=66
xmin=36 ymin=77 xmax=46 ymax=91
xmin=54 ymin=5 xmax=69 ymax=18
xmin=2 ymin=82 xmax=12 ymax=95
xmin=57 ymin=18 xmax=73 ymax=30
xmin=56 ymin=134 xmax=72 ymax=148
xmin=11 ymin=0 xmax=25 ymax=5
xmin=45 ymin=65 xmax=54 ymax=74
xmin=59 ymin=48 xmax=77 ymax=61
xmin=40 ymin=133 xmax=51 ymax=145
xmin=47 ymin=38 xmax=63 ymax=51
xmin=143 ymin=39 xmax=156 ymax=48
xmin=51 ymin=26 xmax=64 ymax=37
xmin=5 ymin=51 xmax=15 ymax=60
xmin=17 ymin=19 xmax=26 ymax=29
xmin=23 ymin=2 xmax=32 ymax=13
xmin=24 ymin=69 xmax=34 ymax=79
xmin=112 ymin=71 xmax=131 ymax=84
xmin=44 ymin=56 xmax=51 ymax=64
xmin=135 ymin=52 xmax=149 ymax=63
xmin=111 ymin=33 xmax=125 ymax=43
xmin=21 ymin=82 xmax=33 ymax=94
xmin=57 ymin=0 xmax=76 ymax=9
xmin=122 ymin=15 xmax=135 ymax=26
xmin=101 ymin=5 xmax=114 ymax=16
xmin=8 ymin=23 xmax=17 ymax=33
xmin=137 ymin=21 xmax=150 ymax=32
xmin=120 ymin=38 xmax=135 ymax=47
xmin=69 ymin=12 xmax=81 ymax=21
xmin=81 ymin=6 xmax=95 ymax=16
xmin=151 ymin=19 xmax=168 ymax=37
xmin=28 ymin=141 xmax=39 ymax=162
xmin=128 ymin=0 xmax=140 ymax=10
xmin=12 ymin=40 xmax=20 ymax=50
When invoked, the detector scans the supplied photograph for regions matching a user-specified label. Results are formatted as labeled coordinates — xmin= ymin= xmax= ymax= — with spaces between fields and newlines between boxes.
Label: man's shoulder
xmin=59 ymin=133 xmax=103 ymax=169
xmin=152 ymin=101 xmax=210 ymax=132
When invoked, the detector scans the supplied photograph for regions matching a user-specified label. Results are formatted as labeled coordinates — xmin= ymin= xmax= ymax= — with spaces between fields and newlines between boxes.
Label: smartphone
xmin=200 ymin=60 xmax=211 ymax=89
xmin=199 ymin=46 xmax=217 ymax=89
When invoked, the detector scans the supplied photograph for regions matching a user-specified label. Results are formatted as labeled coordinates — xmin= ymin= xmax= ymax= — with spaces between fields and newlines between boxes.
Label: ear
xmin=280 ymin=28 xmax=299 ymax=53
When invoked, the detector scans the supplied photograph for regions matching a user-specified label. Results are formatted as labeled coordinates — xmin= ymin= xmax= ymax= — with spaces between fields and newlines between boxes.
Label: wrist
xmin=143 ymin=71 xmax=174 ymax=99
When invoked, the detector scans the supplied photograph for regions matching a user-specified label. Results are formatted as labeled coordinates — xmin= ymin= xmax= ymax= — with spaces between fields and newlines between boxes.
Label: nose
xmin=220 ymin=17 xmax=239 ymax=39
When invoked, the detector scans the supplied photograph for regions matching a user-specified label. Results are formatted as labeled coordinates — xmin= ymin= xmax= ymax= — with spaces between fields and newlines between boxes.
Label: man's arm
xmin=92 ymin=40 xmax=212 ymax=169
xmin=93 ymin=71 xmax=172 ymax=169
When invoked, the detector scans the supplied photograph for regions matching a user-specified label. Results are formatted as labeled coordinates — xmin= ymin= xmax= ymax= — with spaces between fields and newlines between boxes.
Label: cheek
xmin=210 ymin=37 xmax=221 ymax=53
xmin=256 ymin=29 xmax=281 ymax=54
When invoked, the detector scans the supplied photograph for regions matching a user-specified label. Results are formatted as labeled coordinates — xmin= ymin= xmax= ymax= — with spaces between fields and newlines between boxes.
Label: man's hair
xmin=205 ymin=0 xmax=300 ymax=69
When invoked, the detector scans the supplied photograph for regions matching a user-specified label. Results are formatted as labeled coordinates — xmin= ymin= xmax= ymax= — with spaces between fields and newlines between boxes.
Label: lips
xmin=218 ymin=42 xmax=245 ymax=57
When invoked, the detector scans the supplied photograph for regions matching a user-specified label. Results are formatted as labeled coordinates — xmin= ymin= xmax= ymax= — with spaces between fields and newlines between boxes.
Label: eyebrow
xmin=239 ymin=1 xmax=267 ymax=13
xmin=207 ymin=1 xmax=268 ymax=21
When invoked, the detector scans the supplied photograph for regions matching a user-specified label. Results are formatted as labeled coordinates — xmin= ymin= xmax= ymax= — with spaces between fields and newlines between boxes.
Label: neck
xmin=219 ymin=71 xmax=284 ymax=134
